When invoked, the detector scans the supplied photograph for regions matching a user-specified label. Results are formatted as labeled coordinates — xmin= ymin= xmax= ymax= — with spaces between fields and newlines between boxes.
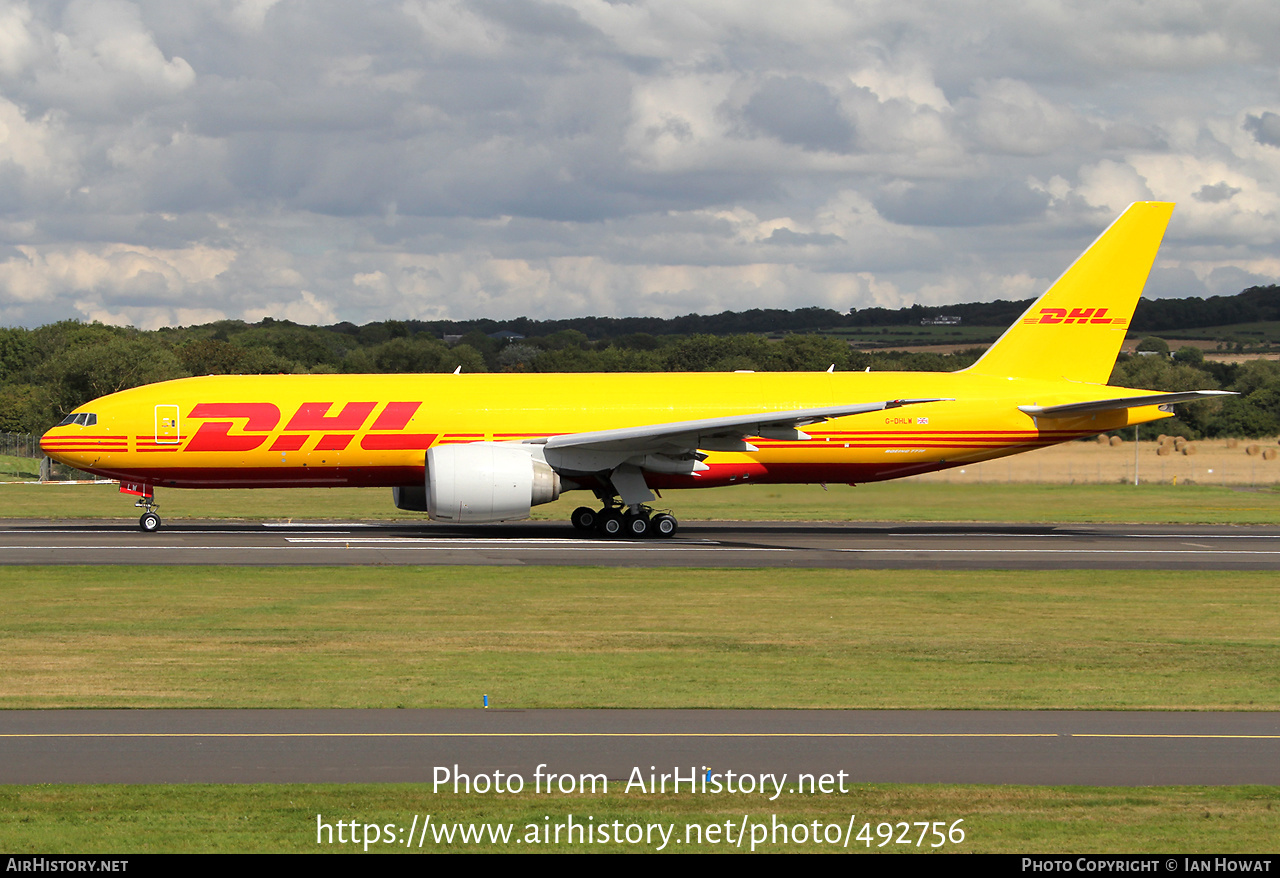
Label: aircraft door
xmin=155 ymin=405 xmax=181 ymax=444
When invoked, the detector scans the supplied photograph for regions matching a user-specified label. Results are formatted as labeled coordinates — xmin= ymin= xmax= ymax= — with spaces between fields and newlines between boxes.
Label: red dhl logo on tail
xmin=182 ymin=401 xmax=436 ymax=452
xmin=1022 ymin=308 xmax=1126 ymax=326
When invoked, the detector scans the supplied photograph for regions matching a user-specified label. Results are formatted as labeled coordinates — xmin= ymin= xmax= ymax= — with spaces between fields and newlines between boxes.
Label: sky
xmin=1 ymin=0 xmax=1279 ymax=330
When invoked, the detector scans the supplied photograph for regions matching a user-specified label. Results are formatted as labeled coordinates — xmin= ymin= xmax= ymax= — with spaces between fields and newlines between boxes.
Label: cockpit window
xmin=57 ymin=413 xmax=97 ymax=427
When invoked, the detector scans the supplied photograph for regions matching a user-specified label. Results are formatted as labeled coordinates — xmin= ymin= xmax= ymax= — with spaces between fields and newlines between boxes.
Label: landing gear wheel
xmin=570 ymin=506 xmax=597 ymax=532
xmin=139 ymin=512 xmax=161 ymax=533
xmin=651 ymin=513 xmax=678 ymax=538
xmin=626 ymin=513 xmax=650 ymax=538
xmin=598 ymin=509 xmax=624 ymax=537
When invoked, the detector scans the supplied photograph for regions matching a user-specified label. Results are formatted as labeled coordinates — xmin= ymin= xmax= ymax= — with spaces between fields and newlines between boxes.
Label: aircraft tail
xmin=965 ymin=201 xmax=1174 ymax=385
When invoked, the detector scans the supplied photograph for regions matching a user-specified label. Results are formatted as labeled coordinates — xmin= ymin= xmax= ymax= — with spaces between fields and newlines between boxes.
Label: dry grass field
xmin=913 ymin=436 xmax=1280 ymax=486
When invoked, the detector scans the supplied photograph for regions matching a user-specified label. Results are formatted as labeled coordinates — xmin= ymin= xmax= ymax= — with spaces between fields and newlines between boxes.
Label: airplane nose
xmin=38 ymin=430 xmax=63 ymax=459
xmin=38 ymin=428 xmax=93 ymax=468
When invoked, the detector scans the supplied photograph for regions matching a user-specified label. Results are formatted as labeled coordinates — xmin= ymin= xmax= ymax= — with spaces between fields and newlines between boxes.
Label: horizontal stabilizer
xmin=1018 ymin=391 xmax=1234 ymax=419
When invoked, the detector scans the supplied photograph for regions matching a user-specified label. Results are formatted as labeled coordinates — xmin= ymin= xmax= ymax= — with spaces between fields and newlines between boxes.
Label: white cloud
xmin=13 ymin=0 xmax=195 ymax=115
xmin=960 ymin=79 xmax=1096 ymax=156
xmin=0 ymin=1 xmax=37 ymax=77
xmin=1076 ymin=160 xmax=1155 ymax=214
xmin=244 ymin=290 xmax=337 ymax=325
xmin=0 ymin=0 xmax=1278 ymax=329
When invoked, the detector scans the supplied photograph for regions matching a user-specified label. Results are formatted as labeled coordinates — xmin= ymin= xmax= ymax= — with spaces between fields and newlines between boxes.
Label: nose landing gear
xmin=121 ymin=481 xmax=162 ymax=532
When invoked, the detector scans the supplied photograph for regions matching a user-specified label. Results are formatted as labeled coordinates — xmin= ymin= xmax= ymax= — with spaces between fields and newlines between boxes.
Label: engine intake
xmin=422 ymin=443 xmax=560 ymax=523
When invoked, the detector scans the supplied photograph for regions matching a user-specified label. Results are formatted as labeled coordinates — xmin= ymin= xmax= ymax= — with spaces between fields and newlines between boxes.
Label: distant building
xmin=921 ymin=315 xmax=961 ymax=326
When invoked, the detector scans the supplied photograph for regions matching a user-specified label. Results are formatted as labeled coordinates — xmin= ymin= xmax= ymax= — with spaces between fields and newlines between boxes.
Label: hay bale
xmin=1264 ymin=449 xmax=1278 ymax=461
xmin=1247 ymin=445 xmax=1261 ymax=456
xmin=1096 ymin=434 xmax=1109 ymax=445
xmin=1109 ymin=435 xmax=1123 ymax=447
xmin=1156 ymin=445 xmax=1173 ymax=456
xmin=1182 ymin=444 xmax=1197 ymax=456
xmin=1157 ymin=434 xmax=1169 ymax=445
xmin=1226 ymin=438 xmax=1239 ymax=449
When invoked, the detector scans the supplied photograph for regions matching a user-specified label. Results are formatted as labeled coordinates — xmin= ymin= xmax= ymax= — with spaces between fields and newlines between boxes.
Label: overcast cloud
xmin=1 ymin=0 xmax=1279 ymax=329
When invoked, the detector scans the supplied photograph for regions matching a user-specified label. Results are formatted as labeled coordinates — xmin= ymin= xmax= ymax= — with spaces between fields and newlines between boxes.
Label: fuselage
xmin=39 ymin=370 xmax=1168 ymax=492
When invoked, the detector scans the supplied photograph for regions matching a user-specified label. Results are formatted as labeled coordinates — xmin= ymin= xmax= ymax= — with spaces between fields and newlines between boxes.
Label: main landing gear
xmin=570 ymin=505 xmax=678 ymax=539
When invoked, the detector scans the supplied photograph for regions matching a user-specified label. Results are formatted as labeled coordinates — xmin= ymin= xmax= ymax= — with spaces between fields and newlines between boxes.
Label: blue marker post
xmin=483 ymin=695 xmax=489 ymax=708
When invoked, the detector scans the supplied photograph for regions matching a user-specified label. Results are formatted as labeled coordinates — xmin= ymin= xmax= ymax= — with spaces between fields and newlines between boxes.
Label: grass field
xmin=3 ymin=784 xmax=1277 ymax=853
xmin=3 ymin=566 xmax=1276 ymax=710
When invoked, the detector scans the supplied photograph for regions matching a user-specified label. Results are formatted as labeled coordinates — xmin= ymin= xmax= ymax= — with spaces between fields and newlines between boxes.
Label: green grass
xmin=2 ymin=567 xmax=1276 ymax=710
xmin=1 ymin=784 xmax=1276 ymax=853
xmin=1157 ymin=320 xmax=1280 ymax=346
xmin=0 ymin=453 xmax=41 ymax=481
xmin=1 ymin=480 xmax=1279 ymax=524
xmin=648 ymin=482 xmax=1280 ymax=525
xmin=820 ymin=325 xmax=1002 ymax=346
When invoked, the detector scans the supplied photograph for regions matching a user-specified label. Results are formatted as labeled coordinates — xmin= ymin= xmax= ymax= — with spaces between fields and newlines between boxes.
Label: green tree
xmin=37 ymin=336 xmax=188 ymax=425
xmin=1135 ymin=336 xmax=1170 ymax=355
xmin=1172 ymin=346 xmax=1205 ymax=366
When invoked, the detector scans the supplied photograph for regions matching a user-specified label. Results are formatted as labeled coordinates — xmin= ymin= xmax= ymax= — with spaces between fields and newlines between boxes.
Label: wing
xmin=532 ymin=398 xmax=947 ymax=477
xmin=1018 ymin=390 xmax=1233 ymax=419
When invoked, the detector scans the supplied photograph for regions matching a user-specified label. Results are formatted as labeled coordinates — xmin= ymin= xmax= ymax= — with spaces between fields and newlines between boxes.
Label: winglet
xmin=966 ymin=202 xmax=1174 ymax=385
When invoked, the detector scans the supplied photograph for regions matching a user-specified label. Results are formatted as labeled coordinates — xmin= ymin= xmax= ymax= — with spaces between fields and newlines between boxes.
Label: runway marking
xmin=3 ymin=732 xmax=1277 ymax=739
xmin=0 ymin=545 xmax=786 ymax=553
xmin=262 ymin=523 xmax=373 ymax=528
xmin=285 ymin=537 xmax=715 ymax=544
xmin=0 ymin=529 xmax=344 ymax=536
xmin=1072 ymin=734 xmax=1280 ymax=739
xmin=840 ymin=548 xmax=1280 ymax=555
xmin=0 ymin=732 xmax=1057 ymax=739
xmin=1124 ymin=534 xmax=1280 ymax=539
xmin=884 ymin=533 xmax=1072 ymax=538
xmin=881 ymin=533 xmax=1277 ymax=540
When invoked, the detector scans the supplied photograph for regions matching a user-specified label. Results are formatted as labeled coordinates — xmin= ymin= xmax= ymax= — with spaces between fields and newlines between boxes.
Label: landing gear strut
xmin=121 ymin=481 xmax=161 ymax=532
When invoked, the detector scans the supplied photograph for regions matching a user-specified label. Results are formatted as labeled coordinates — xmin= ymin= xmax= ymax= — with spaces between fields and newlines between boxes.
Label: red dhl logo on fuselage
xmin=175 ymin=401 xmax=436 ymax=453
xmin=1022 ymin=307 xmax=1126 ymax=325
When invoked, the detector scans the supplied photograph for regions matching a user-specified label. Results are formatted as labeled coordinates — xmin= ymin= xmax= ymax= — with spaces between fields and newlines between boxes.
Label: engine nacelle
xmin=424 ymin=443 xmax=561 ymax=523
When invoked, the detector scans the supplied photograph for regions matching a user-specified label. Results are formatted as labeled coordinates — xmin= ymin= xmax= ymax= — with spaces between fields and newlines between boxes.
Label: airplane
xmin=40 ymin=201 xmax=1229 ymax=536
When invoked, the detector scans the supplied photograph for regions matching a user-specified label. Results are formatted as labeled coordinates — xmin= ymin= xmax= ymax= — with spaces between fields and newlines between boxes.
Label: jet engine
xmin=409 ymin=443 xmax=561 ymax=523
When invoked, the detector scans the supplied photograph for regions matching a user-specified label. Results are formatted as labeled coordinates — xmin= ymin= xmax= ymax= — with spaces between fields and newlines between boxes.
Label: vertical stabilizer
xmin=965 ymin=202 xmax=1174 ymax=384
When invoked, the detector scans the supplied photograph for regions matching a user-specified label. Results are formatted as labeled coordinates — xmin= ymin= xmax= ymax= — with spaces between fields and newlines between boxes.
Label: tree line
xmin=1 ymin=290 xmax=1278 ymax=438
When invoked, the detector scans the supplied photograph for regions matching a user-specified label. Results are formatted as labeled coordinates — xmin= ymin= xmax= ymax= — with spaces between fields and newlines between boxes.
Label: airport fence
xmin=0 ymin=431 xmax=100 ymax=482
xmin=0 ymin=432 xmax=41 ymax=458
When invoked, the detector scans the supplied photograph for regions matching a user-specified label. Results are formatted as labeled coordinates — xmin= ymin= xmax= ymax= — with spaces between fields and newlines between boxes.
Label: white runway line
xmin=0 ymin=543 xmax=786 ymax=552
xmin=841 ymin=548 xmax=1280 ymax=555
xmin=262 ymin=522 xmax=374 ymax=528
xmin=284 ymin=537 xmax=719 ymax=545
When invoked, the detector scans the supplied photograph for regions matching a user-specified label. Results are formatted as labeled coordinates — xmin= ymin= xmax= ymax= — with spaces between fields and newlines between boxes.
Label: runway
xmin=0 ymin=519 xmax=1276 ymax=569
xmin=3 ymin=709 xmax=1277 ymax=786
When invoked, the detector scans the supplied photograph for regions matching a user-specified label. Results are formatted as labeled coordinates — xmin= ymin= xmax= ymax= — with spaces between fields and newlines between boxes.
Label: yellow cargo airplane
xmin=41 ymin=201 xmax=1226 ymax=535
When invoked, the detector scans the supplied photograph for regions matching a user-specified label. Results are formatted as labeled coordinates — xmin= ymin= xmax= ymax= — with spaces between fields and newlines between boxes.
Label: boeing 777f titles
xmin=41 ymin=202 xmax=1227 ymax=535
